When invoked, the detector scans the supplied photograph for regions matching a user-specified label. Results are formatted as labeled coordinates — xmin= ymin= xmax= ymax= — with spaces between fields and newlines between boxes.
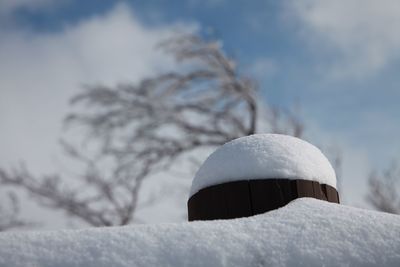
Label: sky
xmin=0 ymin=0 xmax=399 ymax=229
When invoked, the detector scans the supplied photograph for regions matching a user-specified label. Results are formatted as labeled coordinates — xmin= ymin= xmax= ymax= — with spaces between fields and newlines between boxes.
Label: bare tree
xmin=0 ymin=189 xmax=30 ymax=231
xmin=0 ymin=34 xmax=303 ymax=228
xmin=367 ymin=163 xmax=400 ymax=214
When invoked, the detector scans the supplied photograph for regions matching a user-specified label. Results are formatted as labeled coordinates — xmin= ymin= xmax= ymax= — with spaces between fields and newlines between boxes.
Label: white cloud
xmin=0 ymin=3 xmax=196 ymax=228
xmin=0 ymin=2 xmax=195 ymax=170
xmin=287 ymin=0 xmax=400 ymax=79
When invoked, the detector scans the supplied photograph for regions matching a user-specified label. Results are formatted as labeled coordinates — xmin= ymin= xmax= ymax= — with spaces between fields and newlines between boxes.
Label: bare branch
xmin=366 ymin=163 xmax=400 ymax=214
xmin=0 ymin=189 xmax=32 ymax=231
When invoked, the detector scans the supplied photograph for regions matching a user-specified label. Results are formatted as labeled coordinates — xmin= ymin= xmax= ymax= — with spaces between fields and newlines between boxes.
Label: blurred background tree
xmin=0 ymin=192 xmax=31 ymax=231
xmin=367 ymin=163 xmax=400 ymax=214
xmin=0 ymin=34 xmax=303 ymax=229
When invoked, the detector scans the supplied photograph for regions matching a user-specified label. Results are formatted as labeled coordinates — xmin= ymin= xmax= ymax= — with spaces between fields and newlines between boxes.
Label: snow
xmin=0 ymin=199 xmax=399 ymax=267
xmin=190 ymin=134 xmax=336 ymax=197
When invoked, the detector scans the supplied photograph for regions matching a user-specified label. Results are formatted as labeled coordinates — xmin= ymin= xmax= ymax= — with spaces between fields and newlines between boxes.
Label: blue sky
xmin=1 ymin=0 xmax=399 ymax=227
xmin=9 ymin=0 xmax=400 ymax=120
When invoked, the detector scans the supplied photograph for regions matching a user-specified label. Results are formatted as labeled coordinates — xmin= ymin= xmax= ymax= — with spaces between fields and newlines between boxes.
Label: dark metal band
xmin=188 ymin=179 xmax=339 ymax=221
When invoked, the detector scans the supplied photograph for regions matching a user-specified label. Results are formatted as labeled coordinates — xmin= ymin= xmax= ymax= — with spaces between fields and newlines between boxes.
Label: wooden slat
xmin=188 ymin=184 xmax=228 ymax=221
xmin=279 ymin=179 xmax=295 ymax=203
xmin=321 ymin=184 xmax=328 ymax=201
xmin=325 ymin=185 xmax=339 ymax=203
xmin=250 ymin=179 xmax=283 ymax=215
xmin=312 ymin=181 xmax=326 ymax=200
xmin=224 ymin=181 xmax=252 ymax=219
xmin=295 ymin=180 xmax=314 ymax=198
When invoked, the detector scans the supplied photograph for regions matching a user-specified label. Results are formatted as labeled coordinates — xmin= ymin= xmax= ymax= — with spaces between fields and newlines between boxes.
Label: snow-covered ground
xmin=0 ymin=198 xmax=399 ymax=267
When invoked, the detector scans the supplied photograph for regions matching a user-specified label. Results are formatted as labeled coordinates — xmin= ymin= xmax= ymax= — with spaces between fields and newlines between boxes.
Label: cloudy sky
xmin=1 ymin=0 xmax=399 ymax=228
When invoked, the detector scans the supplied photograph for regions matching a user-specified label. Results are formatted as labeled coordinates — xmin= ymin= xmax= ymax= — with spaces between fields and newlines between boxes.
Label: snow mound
xmin=190 ymin=134 xmax=336 ymax=196
xmin=0 ymin=199 xmax=399 ymax=267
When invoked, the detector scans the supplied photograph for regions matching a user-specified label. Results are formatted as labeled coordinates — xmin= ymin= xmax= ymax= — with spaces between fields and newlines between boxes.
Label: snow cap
xmin=190 ymin=134 xmax=336 ymax=197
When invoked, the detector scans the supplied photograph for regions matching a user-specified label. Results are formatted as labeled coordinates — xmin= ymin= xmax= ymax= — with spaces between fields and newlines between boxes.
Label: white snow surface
xmin=190 ymin=134 xmax=336 ymax=196
xmin=1 ymin=199 xmax=399 ymax=267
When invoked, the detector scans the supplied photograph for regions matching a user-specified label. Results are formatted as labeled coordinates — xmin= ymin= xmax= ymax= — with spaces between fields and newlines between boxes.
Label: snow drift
xmin=0 ymin=199 xmax=399 ymax=267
